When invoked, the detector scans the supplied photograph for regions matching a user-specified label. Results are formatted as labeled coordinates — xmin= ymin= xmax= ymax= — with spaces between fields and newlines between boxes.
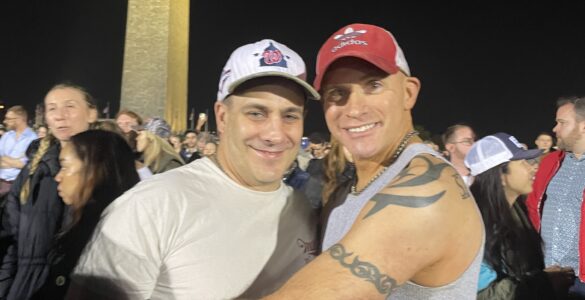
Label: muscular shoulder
xmin=361 ymin=153 xmax=470 ymax=219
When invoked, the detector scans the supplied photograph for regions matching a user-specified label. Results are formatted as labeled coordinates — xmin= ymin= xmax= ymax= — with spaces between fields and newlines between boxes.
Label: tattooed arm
xmin=264 ymin=154 xmax=483 ymax=299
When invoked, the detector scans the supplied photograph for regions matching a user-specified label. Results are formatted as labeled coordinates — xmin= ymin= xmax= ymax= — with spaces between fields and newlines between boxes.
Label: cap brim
xmin=228 ymin=71 xmax=320 ymax=101
xmin=314 ymin=50 xmax=403 ymax=91
xmin=511 ymin=149 xmax=543 ymax=160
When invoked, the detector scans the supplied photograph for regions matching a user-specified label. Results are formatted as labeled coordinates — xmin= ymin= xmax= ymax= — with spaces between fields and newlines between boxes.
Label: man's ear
xmin=445 ymin=143 xmax=455 ymax=154
xmin=215 ymin=101 xmax=228 ymax=135
xmin=403 ymin=76 xmax=421 ymax=110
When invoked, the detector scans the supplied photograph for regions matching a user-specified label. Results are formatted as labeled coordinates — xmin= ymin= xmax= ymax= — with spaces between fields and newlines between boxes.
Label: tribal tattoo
xmin=329 ymin=243 xmax=397 ymax=295
xmin=364 ymin=156 xmax=448 ymax=219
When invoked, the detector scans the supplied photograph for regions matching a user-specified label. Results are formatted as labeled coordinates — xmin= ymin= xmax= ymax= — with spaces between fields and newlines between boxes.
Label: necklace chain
xmin=350 ymin=130 xmax=419 ymax=195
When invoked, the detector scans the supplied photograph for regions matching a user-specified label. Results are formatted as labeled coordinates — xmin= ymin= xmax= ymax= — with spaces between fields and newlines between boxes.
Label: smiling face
xmin=501 ymin=159 xmax=538 ymax=204
xmin=321 ymin=58 xmax=420 ymax=162
xmin=45 ymin=87 xmax=97 ymax=143
xmin=116 ymin=113 xmax=139 ymax=134
xmin=203 ymin=142 xmax=217 ymax=156
xmin=55 ymin=143 xmax=85 ymax=206
xmin=215 ymin=78 xmax=304 ymax=191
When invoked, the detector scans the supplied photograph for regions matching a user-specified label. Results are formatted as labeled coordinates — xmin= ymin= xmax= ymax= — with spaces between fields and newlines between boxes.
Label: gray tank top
xmin=322 ymin=143 xmax=484 ymax=299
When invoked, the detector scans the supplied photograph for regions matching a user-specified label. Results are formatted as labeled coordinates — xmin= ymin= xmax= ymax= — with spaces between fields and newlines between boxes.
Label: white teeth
xmin=348 ymin=123 xmax=375 ymax=133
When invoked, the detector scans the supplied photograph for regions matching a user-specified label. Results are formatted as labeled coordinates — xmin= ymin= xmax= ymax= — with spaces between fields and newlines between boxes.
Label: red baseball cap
xmin=313 ymin=23 xmax=411 ymax=91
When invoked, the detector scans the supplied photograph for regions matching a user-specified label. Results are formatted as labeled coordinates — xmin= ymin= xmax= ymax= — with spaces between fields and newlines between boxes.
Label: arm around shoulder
xmin=266 ymin=155 xmax=483 ymax=299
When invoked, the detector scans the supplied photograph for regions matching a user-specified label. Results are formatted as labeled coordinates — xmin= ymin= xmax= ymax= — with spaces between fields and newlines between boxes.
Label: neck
xmin=571 ymin=135 xmax=585 ymax=159
xmin=14 ymin=125 xmax=26 ymax=135
xmin=353 ymin=131 xmax=420 ymax=192
xmin=450 ymin=156 xmax=469 ymax=177
xmin=504 ymin=189 xmax=519 ymax=207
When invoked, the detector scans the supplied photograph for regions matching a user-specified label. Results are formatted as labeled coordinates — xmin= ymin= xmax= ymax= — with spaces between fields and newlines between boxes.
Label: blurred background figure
xmin=0 ymin=105 xmax=37 ymax=202
xmin=94 ymin=119 xmax=123 ymax=135
xmin=202 ymin=141 xmax=217 ymax=157
xmin=36 ymin=130 xmax=140 ymax=298
xmin=134 ymin=117 xmax=184 ymax=174
xmin=0 ymin=82 xmax=97 ymax=299
xmin=534 ymin=132 xmax=555 ymax=154
xmin=115 ymin=109 xmax=143 ymax=152
xmin=180 ymin=129 xmax=200 ymax=162
xmin=443 ymin=123 xmax=477 ymax=185
xmin=465 ymin=133 xmax=574 ymax=299
xmin=534 ymin=132 xmax=556 ymax=162
xmin=34 ymin=124 xmax=48 ymax=139
xmin=169 ymin=134 xmax=183 ymax=154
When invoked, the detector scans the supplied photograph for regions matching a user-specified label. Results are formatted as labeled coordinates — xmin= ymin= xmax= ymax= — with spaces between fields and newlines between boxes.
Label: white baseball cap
xmin=217 ymin=39 xmax=320 ymax=102
xmin=464 ymin=132 xmax=542 ymax=176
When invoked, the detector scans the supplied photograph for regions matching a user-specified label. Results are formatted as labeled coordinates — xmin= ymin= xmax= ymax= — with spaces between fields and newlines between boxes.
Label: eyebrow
xmin=322 ymin=73 xmax=385 ymax=89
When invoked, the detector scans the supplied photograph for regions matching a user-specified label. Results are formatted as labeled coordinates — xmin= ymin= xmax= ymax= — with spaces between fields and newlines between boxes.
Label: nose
xmin=261 ymin=116 xmax=286 ymax=145
xmin=345 ymin=89 xmax=367 ymax=118
xmin=552 ymin=123 xmax=559 ymax=134
xmin=55 ymin=171 xmax=62 ymax=183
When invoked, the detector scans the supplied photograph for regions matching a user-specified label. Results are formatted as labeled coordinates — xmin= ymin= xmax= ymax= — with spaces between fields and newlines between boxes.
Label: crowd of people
xmin=0 ymin=23 xmax=582 ymax=300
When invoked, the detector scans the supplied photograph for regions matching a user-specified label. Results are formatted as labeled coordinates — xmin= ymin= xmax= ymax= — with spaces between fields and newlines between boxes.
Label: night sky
xmin=1 ymin=1 xmax=585 ymax=147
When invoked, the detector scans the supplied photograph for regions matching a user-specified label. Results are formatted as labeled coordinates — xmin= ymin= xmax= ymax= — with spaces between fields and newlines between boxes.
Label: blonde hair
xmin=20 ymin=135 xmax=56 ymax=203
xmin=321 ymin=138 xmax=352 ymax=205
xmin=20 ymin=83 xmax=96 ymax=204
xmin=141 ymin=131 xmax=184 ymax=173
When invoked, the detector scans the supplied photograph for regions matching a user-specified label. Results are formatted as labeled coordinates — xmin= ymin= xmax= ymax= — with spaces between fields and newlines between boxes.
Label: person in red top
xmin=526 ymin=96 xmax=585 ymax=299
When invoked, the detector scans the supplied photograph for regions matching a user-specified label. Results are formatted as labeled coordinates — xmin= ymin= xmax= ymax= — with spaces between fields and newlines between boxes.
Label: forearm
xmin=0 ymin=157 xmax=24 ymax=169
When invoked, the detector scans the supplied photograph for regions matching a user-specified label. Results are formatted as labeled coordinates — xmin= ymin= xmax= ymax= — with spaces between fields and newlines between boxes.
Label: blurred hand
xmin=545 ymin=265 xmax=575 ymax=299
xmin=196 ymin=113 xmax=207 ymax=129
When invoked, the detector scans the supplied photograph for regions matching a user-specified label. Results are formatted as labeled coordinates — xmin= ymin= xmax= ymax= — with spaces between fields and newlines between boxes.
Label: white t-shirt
xmin=72 ymin=158 xmax=317 ymax=299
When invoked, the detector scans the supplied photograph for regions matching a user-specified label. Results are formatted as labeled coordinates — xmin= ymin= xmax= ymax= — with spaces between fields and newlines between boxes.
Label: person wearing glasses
xmin=443 ymin=123 xmax=477 ymax=185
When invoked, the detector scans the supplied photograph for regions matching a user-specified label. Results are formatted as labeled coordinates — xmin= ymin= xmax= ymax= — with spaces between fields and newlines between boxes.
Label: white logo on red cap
xmin=330 ymin=27 xmax=369 ymax=53
xmin=334 ymin=27 xmax=367 ymax=41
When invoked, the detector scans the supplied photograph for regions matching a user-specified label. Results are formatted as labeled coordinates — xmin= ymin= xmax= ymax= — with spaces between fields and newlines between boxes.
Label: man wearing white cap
xmin=267 ymin=24 xmax=484 ymax=299
xmin=68 ymin=39 xmax=319 ymax=299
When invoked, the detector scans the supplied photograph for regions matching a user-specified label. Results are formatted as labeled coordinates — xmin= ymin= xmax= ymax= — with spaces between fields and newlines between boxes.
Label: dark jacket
xmin=526 ymin=150 xmax=585 ymax=281
xmin=0 ymin=142 xmax=67 ymax=299
xmin=34 ymin=198 xmax=112 ymax=299
xmin=478 ymin=200 xmax=555 ymax=300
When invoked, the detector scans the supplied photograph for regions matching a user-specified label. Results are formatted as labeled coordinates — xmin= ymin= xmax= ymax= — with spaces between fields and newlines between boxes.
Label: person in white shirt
xmin=68 ymin=39 xmax=320 ymax=299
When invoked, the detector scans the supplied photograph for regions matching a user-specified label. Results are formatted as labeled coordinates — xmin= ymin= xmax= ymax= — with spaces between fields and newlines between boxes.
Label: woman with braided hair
xmin=0 ymin=82 xmax=97 ymax=299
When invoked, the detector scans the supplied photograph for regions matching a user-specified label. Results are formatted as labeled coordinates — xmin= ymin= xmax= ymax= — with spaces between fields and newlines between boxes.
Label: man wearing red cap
xmin=267 ymin=24 xmax=484 ymax=299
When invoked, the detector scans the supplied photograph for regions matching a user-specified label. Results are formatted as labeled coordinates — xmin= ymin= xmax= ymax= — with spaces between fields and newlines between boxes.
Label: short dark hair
xmin=184 ymin=129 xmax=197 ymax=136
xmin=442 ymin=123 xmax=475 ymax=145
xmin=557 ymin=96 xmax=585 ymax=121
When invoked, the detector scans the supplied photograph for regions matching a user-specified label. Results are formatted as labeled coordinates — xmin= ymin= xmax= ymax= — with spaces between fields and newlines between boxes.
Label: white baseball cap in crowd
xmin=216 ymin=39 xmax=320 ymax=102
xmin=464 ymin=132 xmax=542 ymax=176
